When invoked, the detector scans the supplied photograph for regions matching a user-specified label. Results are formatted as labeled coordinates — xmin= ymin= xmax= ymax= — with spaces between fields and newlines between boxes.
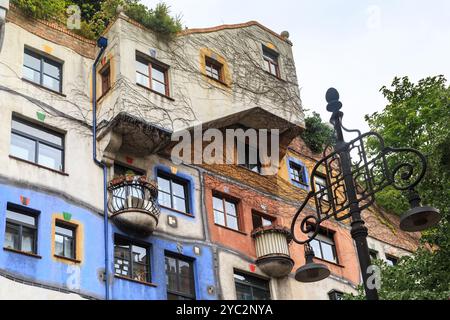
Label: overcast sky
xmin=142 ymin=0 xmax=450 ymax=131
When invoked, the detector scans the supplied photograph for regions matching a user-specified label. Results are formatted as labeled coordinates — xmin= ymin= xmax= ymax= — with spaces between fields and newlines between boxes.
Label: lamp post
xmin=291 ymin=88 xmax=441 ymax=300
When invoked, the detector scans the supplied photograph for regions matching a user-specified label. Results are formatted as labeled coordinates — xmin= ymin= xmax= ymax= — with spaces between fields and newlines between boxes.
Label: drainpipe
xmin=0 ymin=0 xmax=9 ymax=52
xmin=92 ymin=36 xmax=109 ymax=300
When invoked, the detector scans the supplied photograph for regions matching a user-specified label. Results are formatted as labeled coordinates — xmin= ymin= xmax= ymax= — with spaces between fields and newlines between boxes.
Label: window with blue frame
xmin=288 ymin=160 xmax=308 ymax=187
xmin=157 ymin=171 xmax=191 ymax=215
xmin=114 ymin=235 xmax=151 ymax=283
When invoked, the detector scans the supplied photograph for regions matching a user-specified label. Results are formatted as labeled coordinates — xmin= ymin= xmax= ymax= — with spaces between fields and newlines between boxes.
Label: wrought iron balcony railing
xmin=108 ymin=176 xmax=160 ymax=236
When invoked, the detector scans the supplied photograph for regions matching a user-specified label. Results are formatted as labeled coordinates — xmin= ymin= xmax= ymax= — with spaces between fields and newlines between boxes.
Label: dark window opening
xmin=23 ymin=48 xmax=62 ymax=93
xmin=136 ymin=53 xmax=170 ymax=96
xmin=10 ymin=116 xmax=64 ymax=172
xmin=369 ymin=249 xmax=378 ymax=261
xmin=213 ymin=194 xmax=240 ymax=231
xmin=289 ymin=162 xmax=307 ymax=185
xmin=114 ymin=236 xmax=151 ymax=283
xmin=4 ymin=203 xmax=38 ymax=254
xmin=328 ymin=290 xmax=344 ymax=300
xmin=309 ymin=228 xmax=338 ymax=264
xmin=252 ymin=211 xmax=274 ymax=230
xmin=55 ymin=221 xmax=76 ymax=260
xmin=100 ymin=63 xmax=111 ymax=96
xmin=165 ymin=253 xmax=196 ymax=300
xmin=234 ymin=271 xmax=271 ymax=300
xmin=386 ymin=255 xmax=399 ymax=266
xmin=157 ymin=171 xmax=190 ymax=214
xmin=239 ymin=143 xmax=262 ymax=174
xmin=205 ymin=57 xmax=223 ymax=81
xmin=262 ymin=46 xmax=280 ymax=78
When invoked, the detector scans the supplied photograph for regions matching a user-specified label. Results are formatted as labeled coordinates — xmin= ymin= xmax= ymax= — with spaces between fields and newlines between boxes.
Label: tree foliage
xmin=300 ymin=112 xmax=335 ymax=154
xmin=346 ymin=75 xmax=450 ymax=300
xmin=11 ymin=0 xmax=182 ymax=40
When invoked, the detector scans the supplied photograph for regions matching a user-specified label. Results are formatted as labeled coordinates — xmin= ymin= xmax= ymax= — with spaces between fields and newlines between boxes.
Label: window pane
xmin=310 ymin=239 xmax=322 ymax=258
xmin=252 ymin=214 xmax=262 ymax=229
xmin=133 ymin=262 xmax=147 ymax=282
xmin=152 ymin=80 xmax=166 ymax=95
xmin=225 ymin=201 xmax=237 ymax=216
xmin=172 ymin=182 xmax=185 ymax=198
xmin=173 ymin=196 xmax=187 ymax=213
xmin=253 ymin=287 xmax=271 ymax=300
xmin=236 ymin=283 xmax=252 ymax=300
xmin=10 ymin=133 xmax=36 ymax=162
xmin=158 ymin=191 xmax=172 ymax=208
xmin=43 ymin=61 xmax=61 ymax=79
xmin=132 ymin=245 xmax=147 ymax=263
xmin=178 ymin=260 xmax=193 ymax=295
xmin=157 ymin=177 xmax=171 ymax=193
xmin=152 ymin=67 xmax=165 ymax=83
xmin=321 ymin=242 xmax=336 ymax=262
xmin=213 ymin=197 xmax=224 ymax=211
xmin=38 ymin=143 xmax=63 ymax=171
xmin=23 ymin=66 xmax=41 ymax=83
xmin=6 ymin=210 xmax=36 ymax=226
xmin=214 ymin=210 xmax=225 ymax=226
xmin=12 ymin=120 xmax=63 ymax=146
xmin=4 ymin=224 xmax=20 ymax=250
xmin=136 ymin=59 xmax=149 ymax=76
xmin=262 ymin=217 xmax=272 ymax=227
xmin=43 ymin=74 xmax=60 ymax=92
xmin=55 ymin=234 xmax=64 ymax=256
xmin=55 ymin=225 xmax=73 ymax=237
xmin=226 ymin=215 xmax=238 ymax=230
xmin=64 ymin=237 xmax=74 ymax=258
xmin=136 ymin=72 xmax=150 ymax=87
xmin=165 ymin=256 xmax=178 ymax=291
xmin=24 ymin=52 xmax=41 ymax=71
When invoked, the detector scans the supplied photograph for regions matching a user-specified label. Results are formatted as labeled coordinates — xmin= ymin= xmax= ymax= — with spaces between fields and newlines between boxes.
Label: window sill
xmin=263 ymin=70 xmax=286 ymax=82
xmin=22 ymin=78 xmax=66 ymax=97
xmin=54 ymin=255 xmax=81 ymax=264
xmin=136 ymin=83 xmax=175 ymax=101
xmin=114 ymin=275 xmax=157 ymax=288
xmin=160 ymin=206 xmax=195 ymax=218
xmin=214 ymin=224 xmax=247 ymax=236
xmin=205 ymin=74 xmax=230 ymax=87
xmin=313 ymin=256 xmax=345 ymax=268
xmin=3 ymin=247 xmax=42 ymax=259
xmin=9 ymin=155 xmax=68 ymax=176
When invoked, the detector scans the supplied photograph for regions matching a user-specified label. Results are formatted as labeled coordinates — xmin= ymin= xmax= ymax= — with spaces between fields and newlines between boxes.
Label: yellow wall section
xmin=51 ymin=214 xmax=84 ymax=265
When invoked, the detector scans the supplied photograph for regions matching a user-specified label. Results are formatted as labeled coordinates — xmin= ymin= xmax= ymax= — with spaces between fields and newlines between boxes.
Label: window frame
xmin=99 ymin=62 xmax=111 ymax=97
xmin=10 ymin=116 xmax=65 ymax=172
xmin=136 ymin=52 xmax=170 ymax=97
xmin=212 ymin=193 xmax=241 ymax=231
xmin=157 ymin=170 xmax=191 ymax=215
xmin=309 ymin=228 xmax=339 ymax=264
xmin=385 ymin=254 xmax=399 ymax=266
xmin=54 ymin=220 xmax=77 ymax=260
xmin=114 ymin=235 xmax=152 ymax=284
xmin=205 ymin=56 xmax=223 ymax=82
xmin=289 ymin=161 xmax=307 ymax=186
xmin=234 ymin=271 xmax=271 ymax=300
xmin=165 ymin=252 xmax=196 ymax=300
xmin=251 ymin=210 xmax=275 ymax=230
xmin=262 ymin=46 xmax=280 ymax=78
xmin=4 ymin=203 xmax=39 ymax=255
xmin=23 ymin=48 xmax=63 ymax=93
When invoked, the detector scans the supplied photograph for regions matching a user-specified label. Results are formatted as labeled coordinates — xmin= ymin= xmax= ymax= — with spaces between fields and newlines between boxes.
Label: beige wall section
xmin=0 ymin=275 xmax=86 ymax=300
xmin=218 ymin=250 xmax=357 ymax=300
xmin=367 ymin=237 xmax=411 ymax=262
xmin=0 ymin=22 xmax=103 ymax=211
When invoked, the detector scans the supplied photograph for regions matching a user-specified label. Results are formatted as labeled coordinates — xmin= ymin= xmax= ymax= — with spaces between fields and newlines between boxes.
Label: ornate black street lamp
xmin=291 ymin=88 xmax=441 ymax=300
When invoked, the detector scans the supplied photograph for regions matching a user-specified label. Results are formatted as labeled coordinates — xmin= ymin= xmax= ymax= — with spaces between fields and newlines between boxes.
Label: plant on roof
xmin=300 ymin=112 xmax=335 ymax=154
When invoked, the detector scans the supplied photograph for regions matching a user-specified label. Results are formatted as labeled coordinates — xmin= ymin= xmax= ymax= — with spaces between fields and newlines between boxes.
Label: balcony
xmin=108 ymin=175 xmax=160 ymax=236
xmin=251 ymin=225 xmax=294 ymax=278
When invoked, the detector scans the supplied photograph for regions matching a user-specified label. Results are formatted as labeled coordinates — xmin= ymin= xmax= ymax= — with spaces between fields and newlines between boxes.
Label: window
xmin=239 ymin=143 xmax=262 ymax=174
xmin=262 ymin=46 xmax=280 ymax=77
xmin=114 ymin=236 xmax=151 ymax=283
xmin=4 ymin=204 xmax=38 ymax=254
xmin=54 ymin=221 xmax=76 ymax=260
xmin=314 ymin=175 xmax=330 ymax=202
xmin=289 ymin=161 xmax=307 ymax=185
xmin=309 ymin=229 xmax=338 ymax=264
xmin=234 ymin=271 xmax=271 ymax=300
xmin=213 ymin=194 xmax=240 ymax=231
xmin=165 ymin=253 xmax=196 ymax=300
xmin=252 ymin=211 xmax=274 ymax=230
xmin=10 ymin=116 xmax=64 ymax=172
xmin=23 ymin=48 xmax=62 ymax=92
xmin=205 ymin=57 xmax=223 ymax=81
xmin=100 ymin=63 xmax=111 ymax=96
xmin=328 ymin=290 xmax=344 ymax=300
xmin=157 ymin=171 xmax=190 ymax=214
xmin=369 ymin=249 xmax=378 ymax=261
xmin=136 ymin=53 xmax=169 ymax=96
xmin=385 ymin=255 xmax=398 ymax=266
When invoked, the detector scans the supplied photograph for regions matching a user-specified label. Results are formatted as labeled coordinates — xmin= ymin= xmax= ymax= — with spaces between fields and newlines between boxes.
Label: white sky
xmin=143 ymin=0 xmax=450 ymax=131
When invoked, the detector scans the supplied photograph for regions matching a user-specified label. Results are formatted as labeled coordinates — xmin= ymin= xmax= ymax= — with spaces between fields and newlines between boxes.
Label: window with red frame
xmin=136 ymin=53 xmax=170 ymax=96
xmin=262 ymin=46 xmax=280 ymax=77
xmin=213 ymin=194 xmax=240 ymax=231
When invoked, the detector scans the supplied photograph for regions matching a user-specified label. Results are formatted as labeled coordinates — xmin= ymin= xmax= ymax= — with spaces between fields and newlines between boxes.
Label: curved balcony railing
xmin=251 ymin=225 xmax=294 ymax=278
xmin=108 ymin=176 xmax=160 ymax=236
